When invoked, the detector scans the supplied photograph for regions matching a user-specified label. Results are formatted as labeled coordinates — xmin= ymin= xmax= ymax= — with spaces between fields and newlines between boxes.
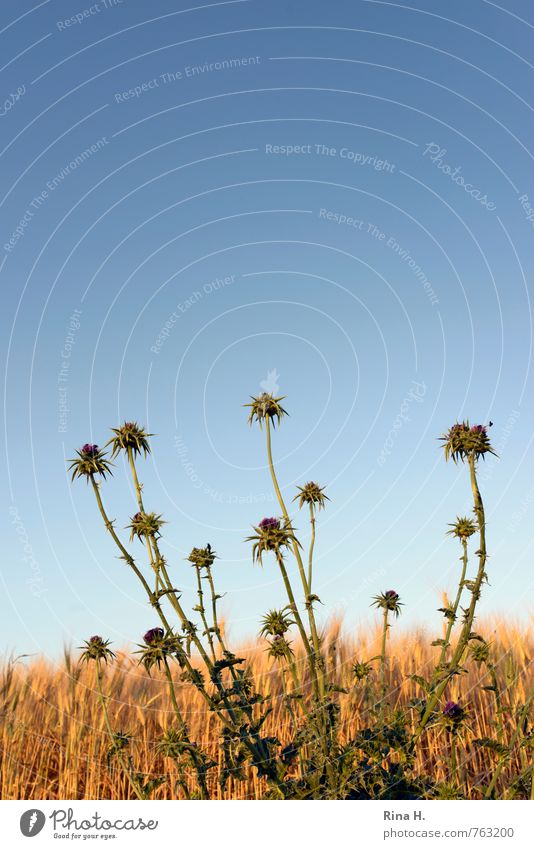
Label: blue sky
xmin=2 ymin=0 xmax=534 ymax=658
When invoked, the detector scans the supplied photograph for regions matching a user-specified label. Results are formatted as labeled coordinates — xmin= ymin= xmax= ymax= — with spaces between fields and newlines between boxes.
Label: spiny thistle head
xmin=447 ymin=516 xmax=478 ymax=541
xmin=293 ymin=481 xmax=330 ymax=510
xmin=353 ymin=659 xmax=373 ymax=681
xmin=371 ymin=590 xmax=403 ymax=618
xmin=187 ymin=544 xmax=216 ymax=570
xmin=266 ymin=634 xmax=293 ymax=660
xmin=79 ymin=635 xmax=115 ymax=664
xmin=441 ymin=700 xmax=467 ymax=730
xmin=259 ymin=608 xmax=294 ymax=638
xmin=469 ymin=638 xmax=491 ymax=665
xmin=128 ymin=512 xmax=165 ymax=541
xmin=68 ymin=444 xmax=113 ymax=482
xmin=245 ymin=392 xmax=288 ymax=429
xmin=107 ymin=421 xmax=153 ymax=458
xmin=441 ymin=421 xmax=496 ymax=463
xmin=246 ymin=517 xmax=301 ymax=565
xmin=157 ymin=726 xmax=189 ymax=759
xmin=137 ymin=628 xmax=182 ymax=672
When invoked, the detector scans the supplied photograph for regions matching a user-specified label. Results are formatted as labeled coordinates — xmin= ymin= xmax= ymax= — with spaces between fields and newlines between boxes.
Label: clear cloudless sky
xmin=1 ymin=0 xmax=533 ymax=658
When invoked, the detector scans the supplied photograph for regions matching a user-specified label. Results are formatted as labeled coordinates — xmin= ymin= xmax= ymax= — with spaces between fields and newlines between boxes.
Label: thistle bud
xmin=79 ymin=635 xmax=115 ymax=664
xmin=128 ymin=512 xmax=165 ymax=541
xmin=371 ymin=590 xmax=403 ymax=618
xmin=107 ymin=421 xmax=153 ymax=458
xmin=293 ymin=482 xmax=330 ymax=510
xmin=447 ymin=516 xmax=478 ymax=540
xmin=245 ymin=393 xmax=288 ymax=429
xmin=186 ymin=545 xmax=216 ymax=570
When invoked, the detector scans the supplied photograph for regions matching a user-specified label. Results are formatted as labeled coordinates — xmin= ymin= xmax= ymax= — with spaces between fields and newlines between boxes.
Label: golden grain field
xmin=1 ymin=618 xmax=531 ymax=800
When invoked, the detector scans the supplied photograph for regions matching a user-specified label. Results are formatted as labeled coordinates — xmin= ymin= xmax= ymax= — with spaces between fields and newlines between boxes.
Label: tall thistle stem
xmin=380 ymin=608 xmax=389 ymax=720
xmin=414 ymin=452 xmax=487 ymax=743
xmin=90 ymin=476 xmax=156 ymax=605
xmin=265 ymin=418 xmax=325 ymax=699
xmin=274 ymin=550 xmax=319 ymax=694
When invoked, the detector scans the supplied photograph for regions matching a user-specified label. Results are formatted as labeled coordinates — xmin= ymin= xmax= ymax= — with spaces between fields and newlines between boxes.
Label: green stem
xmin=128 ymin=446 xmax=145 ymax=512
xmin=435 ymin=538 xmax=469 ymax=679
xmin=265 ymin=418 xmax=324 ymax=698
xmin=275 ymin=551 xmax=319 ymax=692
xmin=95 ymin=659 xmax=144 ymax=800
xmin=308 ymin=503 xmax=316 ymax=591
xmin=194 ymin=565 xmax=217 ymax=662
xmin=205 ymin=566 xmax=224 ymax=651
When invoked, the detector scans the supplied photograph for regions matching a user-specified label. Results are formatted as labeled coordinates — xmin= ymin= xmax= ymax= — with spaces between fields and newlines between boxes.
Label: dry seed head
xmin=293 ymin=481 xmax=330 ymax=510
xmin=245 ymin=392 xmax=288 ymax=429
xmin=107 ymin=421 xmax=153 ymax=458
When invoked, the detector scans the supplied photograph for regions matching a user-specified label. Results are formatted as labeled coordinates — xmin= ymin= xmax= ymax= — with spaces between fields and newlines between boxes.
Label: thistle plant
xmin=372 ymin=591 xmax=403 ymax=720
xmin=67 ymin=404 xmax=531 ymax=800
xmin=412 ymin=423 xmax=495 ymax=744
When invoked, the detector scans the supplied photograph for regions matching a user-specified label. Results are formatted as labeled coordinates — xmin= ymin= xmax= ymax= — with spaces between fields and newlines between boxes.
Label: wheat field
xmin=1 ymin=618 xmax=531 ymax=800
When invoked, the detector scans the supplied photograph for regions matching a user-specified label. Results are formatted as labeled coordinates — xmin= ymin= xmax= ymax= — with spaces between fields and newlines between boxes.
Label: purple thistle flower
xmin=81 ymin=443 xmax=99 ymax=456
xmin=443 ymin=700 xmax=463 ymax=719
xmin=470 ymin=425 xmax=486 ymax=434
xmin=132 ymin=512 xmax=143 ymax=522
xmin=88 ymin=635 xmax=103 ymax=643
xmin=259 ymin=517 xmax=280 ymax=530
xmin=385 ymin=590 xmax=399 ymax=600
xmin=144 ymin=627 xmax=164 ymax=645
